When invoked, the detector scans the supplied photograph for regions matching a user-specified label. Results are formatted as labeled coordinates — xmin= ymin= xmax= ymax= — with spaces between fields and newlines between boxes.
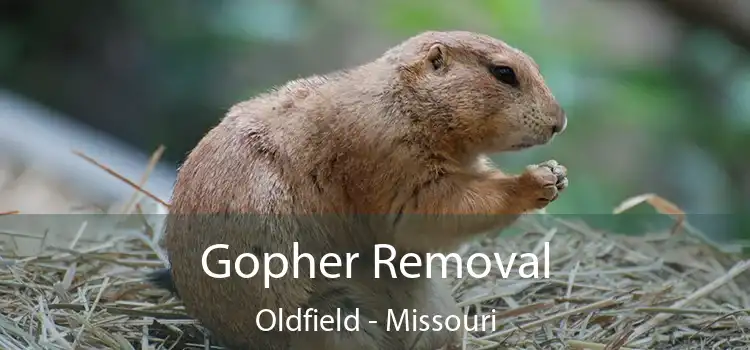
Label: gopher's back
xmin=162 ymin=75 xmax=405 ymax=349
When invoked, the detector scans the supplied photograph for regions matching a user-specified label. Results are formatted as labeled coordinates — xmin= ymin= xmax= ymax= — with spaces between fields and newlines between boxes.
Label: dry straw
xmin=1 ymin=149 xmax=749 ymax=350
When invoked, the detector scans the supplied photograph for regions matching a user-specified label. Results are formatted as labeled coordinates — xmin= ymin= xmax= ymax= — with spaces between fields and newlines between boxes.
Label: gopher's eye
xmin=489 ymin=65 xmax=519 ymax=87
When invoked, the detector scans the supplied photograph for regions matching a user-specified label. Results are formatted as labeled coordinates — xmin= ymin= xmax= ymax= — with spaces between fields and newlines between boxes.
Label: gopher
xmin=150 ymin=30 xmax=568 ymax=350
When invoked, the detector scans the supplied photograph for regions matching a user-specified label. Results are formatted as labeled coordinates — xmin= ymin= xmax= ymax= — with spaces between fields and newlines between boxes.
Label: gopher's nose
xmin=552 ymin=109 xmax=567 ymax=135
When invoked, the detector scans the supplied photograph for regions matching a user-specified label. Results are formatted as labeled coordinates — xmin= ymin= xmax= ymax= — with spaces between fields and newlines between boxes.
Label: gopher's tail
xmin=147 ymin=268 xmax=180 ymax=298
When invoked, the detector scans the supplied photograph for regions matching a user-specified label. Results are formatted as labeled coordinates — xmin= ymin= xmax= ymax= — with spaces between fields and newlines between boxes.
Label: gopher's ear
xmin=424 ymin=43 xmax=447 ymax=71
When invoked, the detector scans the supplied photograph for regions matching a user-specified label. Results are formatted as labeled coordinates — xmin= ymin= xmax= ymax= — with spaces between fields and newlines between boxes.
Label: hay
xmin=1 ymin=151 xmax=749 ymax=349
xmin=1 ymin=210 xmax=749 ymax=350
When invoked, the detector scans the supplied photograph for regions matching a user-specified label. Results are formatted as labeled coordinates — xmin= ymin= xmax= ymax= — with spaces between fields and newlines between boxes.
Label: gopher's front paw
xmin=518 ymin=160 xmax=567 ymax=209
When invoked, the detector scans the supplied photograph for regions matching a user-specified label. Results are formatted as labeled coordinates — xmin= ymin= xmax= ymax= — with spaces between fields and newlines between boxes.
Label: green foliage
xmin=376 ymin=0 xmax=464 ymax=33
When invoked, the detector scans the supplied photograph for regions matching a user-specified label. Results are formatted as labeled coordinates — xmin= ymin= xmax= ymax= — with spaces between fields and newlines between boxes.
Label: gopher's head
xmin=384 ymin=30 xmax=566 ymax=154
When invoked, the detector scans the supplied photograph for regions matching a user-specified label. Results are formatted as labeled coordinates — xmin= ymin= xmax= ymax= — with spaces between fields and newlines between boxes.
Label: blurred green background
xmin=1 ymin=0 xmax=748 ymax=243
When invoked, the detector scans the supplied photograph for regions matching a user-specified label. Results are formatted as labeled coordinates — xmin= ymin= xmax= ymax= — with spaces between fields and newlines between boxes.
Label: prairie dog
xmin=151 ymin=30 xmax=568 ymax=350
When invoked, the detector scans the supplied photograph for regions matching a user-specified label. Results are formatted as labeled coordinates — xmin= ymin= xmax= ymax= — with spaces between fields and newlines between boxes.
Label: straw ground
xmin=2 ymin=207 xmax=749 ymax=349
xmin=1 ymin=151 xmax=749 ymax=349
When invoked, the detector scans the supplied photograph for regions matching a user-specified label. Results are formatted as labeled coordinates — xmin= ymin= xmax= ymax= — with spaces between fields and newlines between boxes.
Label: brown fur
xmin=161 ymin=30 xmax=568 ymax=350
